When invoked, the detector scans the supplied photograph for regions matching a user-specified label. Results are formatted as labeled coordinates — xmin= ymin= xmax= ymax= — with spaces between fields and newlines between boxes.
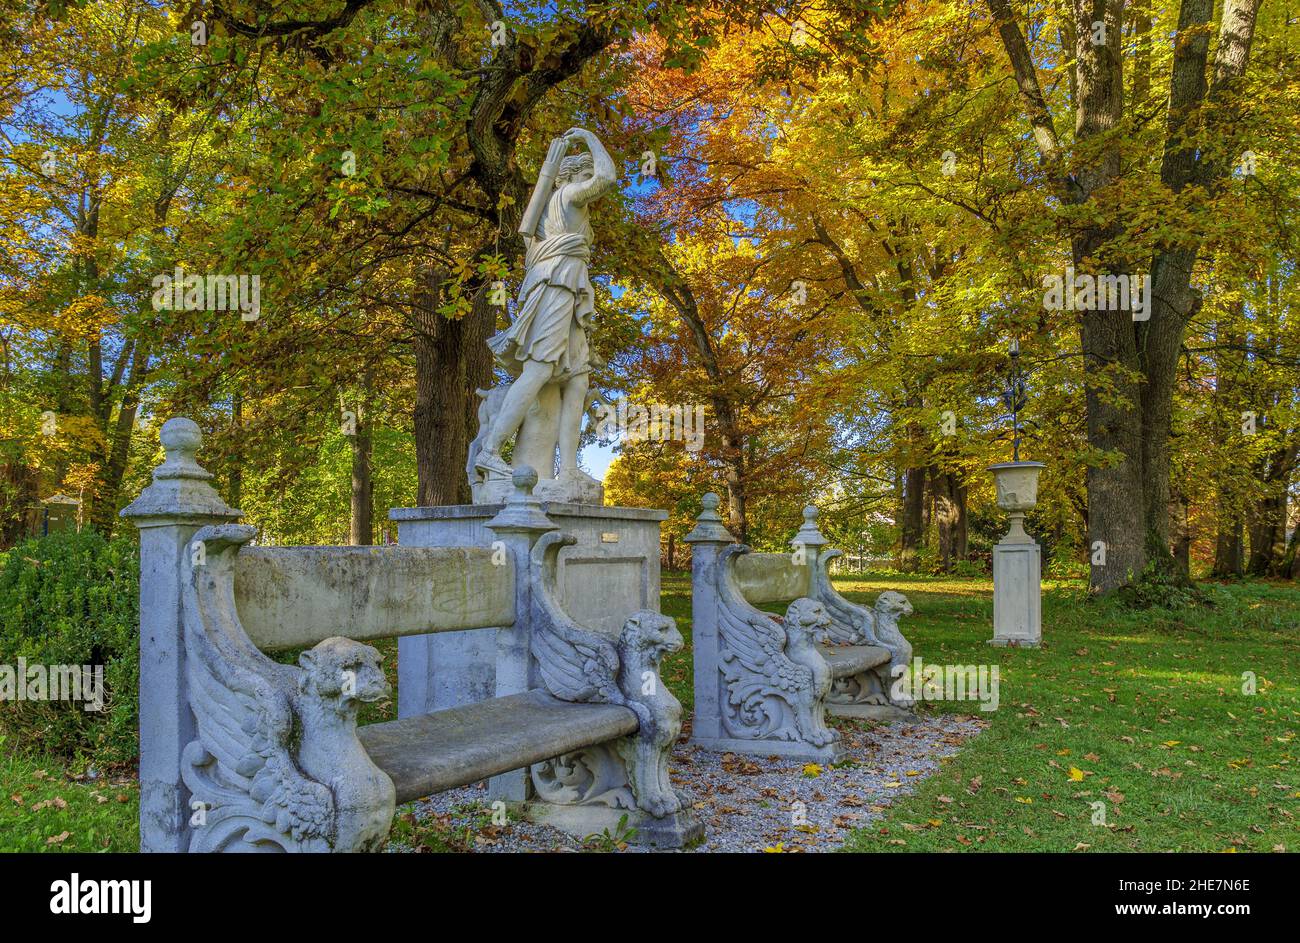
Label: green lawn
xmin=827 ymin=575 xmax=1300 ymax=852
xmin=3 ymin=573 xmax=1296 ymax=852
xmin=0 ymin=739 xmax=138 ymax=852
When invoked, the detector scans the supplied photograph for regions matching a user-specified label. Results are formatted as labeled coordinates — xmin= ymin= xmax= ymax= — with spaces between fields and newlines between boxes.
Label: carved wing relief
xmin=528 ymin=532 xmax=622 ymax=705
xmin=714 ymin=545 xmax=814 ymax=741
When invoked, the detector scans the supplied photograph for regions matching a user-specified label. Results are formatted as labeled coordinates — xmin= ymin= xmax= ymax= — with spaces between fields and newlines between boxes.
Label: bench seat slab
xmin=358 ymin=690 xmax=638 ymax=805
xmin=818 ymin=644 xmax=891 ymax=678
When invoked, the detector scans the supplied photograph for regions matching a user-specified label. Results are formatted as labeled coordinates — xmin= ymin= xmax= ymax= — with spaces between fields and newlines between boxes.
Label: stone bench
xmin=685 ymin=494 xmax=915 ymax=763
xmin=123 ymin=418 xmax=701 ymax=852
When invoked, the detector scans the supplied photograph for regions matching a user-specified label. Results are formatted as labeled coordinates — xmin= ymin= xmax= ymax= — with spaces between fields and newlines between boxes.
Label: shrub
xmin=949 ymin=557 xmax=990 ymax=578
xmin=0 ymin=529 xmax=139 ymax=767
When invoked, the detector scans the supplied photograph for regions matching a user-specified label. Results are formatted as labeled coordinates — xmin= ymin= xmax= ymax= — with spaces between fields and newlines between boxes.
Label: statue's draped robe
xmin=489 ymin=183 xmax=594 ymax=382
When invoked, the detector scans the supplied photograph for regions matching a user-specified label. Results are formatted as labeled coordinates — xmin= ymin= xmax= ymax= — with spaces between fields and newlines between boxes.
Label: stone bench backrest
xmin=730 ymin=551 xmax=811 ymax=606
xmin=232 ymin=545 xmax=515 ymax=652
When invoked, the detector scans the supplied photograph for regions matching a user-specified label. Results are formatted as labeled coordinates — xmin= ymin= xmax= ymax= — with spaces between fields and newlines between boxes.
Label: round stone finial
xmin=512 ymin=465 xmax=538 ymax=492
xmin=701 ymin=492 xmax=721 ymax=511
xmin=803 ymin=505 xmax=818 ymax=523
xmin=160 ymin=417 xmax=202 ymax=460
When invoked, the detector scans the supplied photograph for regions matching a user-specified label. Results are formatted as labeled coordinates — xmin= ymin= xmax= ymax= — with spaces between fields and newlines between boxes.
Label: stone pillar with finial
xmin=683 ymin=492 xmax=735 ymax=744
xmin=485 ymin=466 xmax=558 ymax=800
xmin=791 ymin=504 xmax=829 ymax=591
xmin=988 ymin=460 xmax=1045 ymax=647
xmin=121 ymin=417 xmax=241 ymax=852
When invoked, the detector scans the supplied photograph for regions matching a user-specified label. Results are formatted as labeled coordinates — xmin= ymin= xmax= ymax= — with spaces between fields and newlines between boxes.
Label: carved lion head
xmin=299 ymin=637 xmax=390 ymax=705
xmin=784 ymin=597 xmax=832 ymax=643
xmin=620 ymin=610 xmax=683 ymax=657
xmin=874 ymin=591 xmax=914 ymax=618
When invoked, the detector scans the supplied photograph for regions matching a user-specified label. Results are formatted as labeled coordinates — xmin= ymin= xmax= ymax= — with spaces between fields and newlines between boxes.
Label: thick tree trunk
xmin=1246 ymin=489 xmax=1287 ymax=576
xmin=930 ymin=467 xmax=967 ymax=574
xmin=412 ymin=269 xmax=494 ymax=507
xmin=1212 ymin=492 xmax=1245 ymax=578
xmin=413 ymin=331 xmax=438 ymax=507
xmin=899 ymin=463 xmax=925 ymax=572
xmin=722 ymin=432 xmax=748 ymax=544
xmin=412 ymin=265 xmax=456 ymax=506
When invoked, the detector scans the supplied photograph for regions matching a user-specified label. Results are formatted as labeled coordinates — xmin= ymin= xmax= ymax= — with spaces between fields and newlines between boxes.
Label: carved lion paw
xmin=639 ymin=789 xmax=682 ymax=818
xmin=806 ymin=727 xmax=836 ymax=747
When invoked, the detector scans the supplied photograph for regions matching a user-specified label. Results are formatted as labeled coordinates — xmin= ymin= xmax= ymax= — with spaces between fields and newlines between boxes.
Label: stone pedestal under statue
xmin=989 ymin=461 xmax=1044 ymax=648
xmin=392 ymin=501 xmax=667 ymax=718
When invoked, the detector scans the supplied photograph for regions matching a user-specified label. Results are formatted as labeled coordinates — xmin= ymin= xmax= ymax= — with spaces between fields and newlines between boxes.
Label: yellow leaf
xmin=1068 ymin=767 xmax=1085 ymax=782
xmin=801 ymin=763 xmax=823 ymax=778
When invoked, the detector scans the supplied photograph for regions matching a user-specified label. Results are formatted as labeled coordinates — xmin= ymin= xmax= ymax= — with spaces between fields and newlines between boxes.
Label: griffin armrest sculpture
xmin=714 ymin=545 xmax=838 ymax=750
xmin=180 ymin=524 xmax=396 ymax=853
xmin=686 ymin=497 xmax=844 ymax=762
xmin=528 ymin=531 xmax=686 ymax=819
xmin=809 ymin=547 xmax=915 ymax=712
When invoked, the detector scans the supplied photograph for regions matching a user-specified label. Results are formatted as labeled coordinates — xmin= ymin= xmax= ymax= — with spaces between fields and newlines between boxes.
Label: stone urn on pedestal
xmin=988 ymin=460 xmax=1045 ymax=647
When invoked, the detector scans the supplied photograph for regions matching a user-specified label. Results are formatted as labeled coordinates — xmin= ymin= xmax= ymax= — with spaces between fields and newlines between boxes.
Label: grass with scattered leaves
xmin=828 ymin=575 xmax=1299 ymax=852
xmin=0 ymin=738 xmax=138 ymax=851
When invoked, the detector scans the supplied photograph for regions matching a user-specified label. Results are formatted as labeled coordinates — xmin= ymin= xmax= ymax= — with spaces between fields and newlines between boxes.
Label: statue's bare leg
xmin=557 ymin=371 xmax=589 ymax=476
xmin=479 ymin=359 xmax=553 ymax=472
xmin=516 ymin=382 xmax=560 ymax=478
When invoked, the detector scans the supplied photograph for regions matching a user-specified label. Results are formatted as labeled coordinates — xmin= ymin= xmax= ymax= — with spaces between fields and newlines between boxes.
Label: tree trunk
xmin=899 ymin=463 xmax=925 ymax=572
xmin=1212 ymin=498 xmax=1244 ymax=578
xmin=228 ymin=391 xmax=243 ymax=512
xmin=87 ymin=343 xmax=148 ymax=536
xmin=412 ymin=262 xmax=515 ymax=508
xmin=1246 ymin=488 xmax=1287 ymax=576
xmin=723 ymin=444 xmax=748 ymax=544
xmin=930 ymin=466 xmax=966 ymax=574
xmin=1172 ymin=485 xmax=1192 ymax=576
xmin=350 ymin=368 xmax=374 ymax=545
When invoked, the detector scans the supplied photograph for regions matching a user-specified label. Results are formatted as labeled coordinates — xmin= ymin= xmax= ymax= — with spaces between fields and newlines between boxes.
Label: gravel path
xmin=391 ymin=713 xmax=986 ymax=853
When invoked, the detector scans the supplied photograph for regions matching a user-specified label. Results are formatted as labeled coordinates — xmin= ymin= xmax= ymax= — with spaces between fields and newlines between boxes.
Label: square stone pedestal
xmin=990 ymin=538 xmax=1041 ymax=647
xmin=390 ymin=502 xmax=668 ymax=717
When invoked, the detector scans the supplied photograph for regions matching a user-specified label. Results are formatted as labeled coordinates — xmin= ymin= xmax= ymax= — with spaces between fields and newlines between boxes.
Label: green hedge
xmin=0 ymin=529 xmax=139 ymax=766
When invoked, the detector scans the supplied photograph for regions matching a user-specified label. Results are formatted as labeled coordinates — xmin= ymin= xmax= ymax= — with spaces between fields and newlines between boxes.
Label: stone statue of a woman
xmin=469 ymin=127 xmax=616 ymax=504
